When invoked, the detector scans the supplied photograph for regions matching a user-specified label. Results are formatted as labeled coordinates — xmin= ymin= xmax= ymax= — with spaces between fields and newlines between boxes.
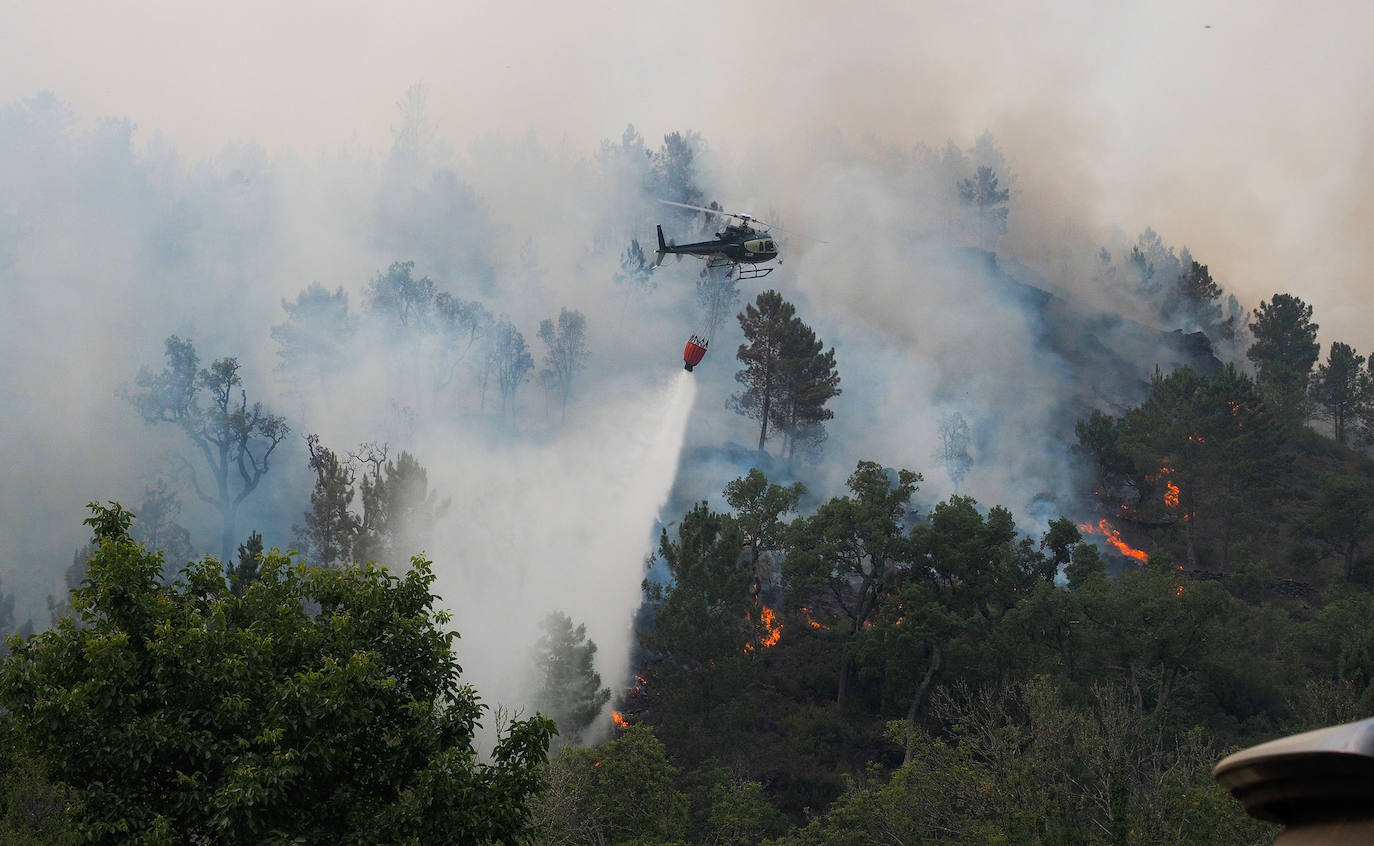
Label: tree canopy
xmin=1 ymin=502 xmax=552 ymax=845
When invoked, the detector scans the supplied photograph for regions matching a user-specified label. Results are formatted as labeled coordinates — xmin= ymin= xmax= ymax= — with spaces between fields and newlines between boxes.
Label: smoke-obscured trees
xmin=1248 ymin=293 xmax=1320 ymax=428
xmin=935 ymin=412 xmax=974 ymax=492
xmin=538 ymin=307 xmax=589 ymax=422
xmin=366 ymin=260 xmax=438 ymax=333
xmin=1 ymin=502 xmax=552 ymax=843
xmin=957 ymin=164 xmax=1010 ymax=250
xmin=271 ymin=284 xmax=353 ymax=393
xmin=732 ymin=290 xmax=841 ymax=458
xmin=531 ymin=611 xmax=611 ymax=748
xmin=130 ymin=478 xmax=194 ymax=573
xmin=486 ymin=319 xmax=535 ymax=419
xmin=293 ymin=438 xmax=448 ymax=569
xmin=124 ymin=335 xmax=289 ymax=563
xmin=355 ymin=449 xmax=450 ymax=568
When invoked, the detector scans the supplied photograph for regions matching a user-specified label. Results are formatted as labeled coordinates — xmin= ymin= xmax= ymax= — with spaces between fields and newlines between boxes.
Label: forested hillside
xmin=5 ymin=89 xmax=1374 ymax=843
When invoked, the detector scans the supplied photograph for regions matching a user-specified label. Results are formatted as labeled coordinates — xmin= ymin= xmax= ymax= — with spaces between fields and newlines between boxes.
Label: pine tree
xmin=731 ymin=291 xmax=795 ymax=451
xmin=1247 ymin=293 xmax=1320 ymax=427
xmin=294 ymin=434 xmax=360 ymax=567
xmin=772 ymin=321 xmax=841 ymax=464
xmin=731 ymin=291 xmax=840 ymax=457
xmin=1311 ymin=342 xmax=1366 ymax=444
xmin=531 ymin=611 xmax=611 ymax=747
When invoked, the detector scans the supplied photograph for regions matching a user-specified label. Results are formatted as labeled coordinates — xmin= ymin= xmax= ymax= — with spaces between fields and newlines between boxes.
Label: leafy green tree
xmin=531 ymin=611 xmax=611 ymax=748
xmin=915 ymin=497 xmax=1056 ymax=623
xmin=1298 ymin=474 xmax=1374 ymax=581
xmin=1247 ymin=293 xmax=1320 ymax=427
xmin=722 ymin=469 xmax=805 ymax=598
xmin=1075 ymin=408 xmax=1136 ymax=498
xmin=124 ymin=335 xmax=290 ymax=563
xmin=785 ymin=461 xmax=919 ymax=705
xmin=537 ymin=307 xmax=589 ymax=423
xmin=1 ymin=502 xmax=553 ymax=845
xmin=1116 ymin=364 xmax=1284 ymax=568
xmin=1311 ymin=341 xmax=1365 ymax=444
xmin=293 ymin=434 xmax=360 ymax=568
xmin=533 ymin=725 xmax=689 ymax=845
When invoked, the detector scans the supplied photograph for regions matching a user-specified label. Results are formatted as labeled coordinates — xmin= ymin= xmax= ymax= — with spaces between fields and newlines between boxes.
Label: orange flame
xmin=1077 ymin=518 xmax=1149 ymax=562
xmin=1164 ymin=481 xmax=1180 ymax=509
xmin=611 ymin=710 xmax=628 ymax=728
xmin=744 ymin=605 xmax=783 ymax=652
xmin=799 ymin=606 xmax=829 ymax=630
xmin=759 ymin=605 xmax=782 ymax=647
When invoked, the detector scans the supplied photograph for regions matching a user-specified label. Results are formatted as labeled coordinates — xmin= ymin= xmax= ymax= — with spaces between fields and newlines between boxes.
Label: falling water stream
xmin=423 ymin=371 xmax=697 ymax=733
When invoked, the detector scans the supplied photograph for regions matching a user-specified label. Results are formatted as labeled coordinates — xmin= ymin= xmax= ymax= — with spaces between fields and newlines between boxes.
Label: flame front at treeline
xmin=1078 ymin=518 xmax=1149 ymax=562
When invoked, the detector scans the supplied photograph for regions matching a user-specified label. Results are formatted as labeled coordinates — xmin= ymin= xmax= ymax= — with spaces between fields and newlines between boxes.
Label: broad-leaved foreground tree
xmin=0 ymin=502 xmax=552 ymax=845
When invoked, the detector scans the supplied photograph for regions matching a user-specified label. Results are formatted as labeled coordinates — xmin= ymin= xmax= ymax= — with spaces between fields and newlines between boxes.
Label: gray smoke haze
xmin=3 ymin=0 xmax=1371 ymax=720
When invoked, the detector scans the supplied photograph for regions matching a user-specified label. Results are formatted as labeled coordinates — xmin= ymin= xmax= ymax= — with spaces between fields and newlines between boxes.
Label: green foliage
xmin=533 ymin=725 xmax=689 ymax=845
xmin=1298 ymin=473 xmax=1374 ymax=580
xmin=1311 ymin=341 xmax=1365 ymax=443
xmin=772 ymin=679 xmax=1268 ymax=846
xmin=1116 ymin=364 xmax=1286 ymax=568
xmin=1 ymin=502 xmax=552 ymax=845
xmin=723 ymin=468 xmax=805 ymax=592
xmin=356 ymin=449 xmax=451 ymax=568
xmin=1247 ymin=293 xmax=1320 ymax=426
xmin=227 ymin=529 xmax=263 ymax=595
xmin=785 ymin=461 xmax=919 ymax=704
xmin=641 ymin=503 xmax=752 ymax=669
xmin=731 ymin=290 xmax=841 ymax=457
xmin=294 ymin=433 xmax=361 ymax=568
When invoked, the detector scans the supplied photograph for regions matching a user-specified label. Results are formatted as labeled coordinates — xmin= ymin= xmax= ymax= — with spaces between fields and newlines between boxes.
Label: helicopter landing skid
xmin=708 ymin=257 xmax=773 ymax=281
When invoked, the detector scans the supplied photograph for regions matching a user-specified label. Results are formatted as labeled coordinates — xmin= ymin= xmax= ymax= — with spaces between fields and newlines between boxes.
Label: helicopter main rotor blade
xmin=658 ymin=199 xmax=775 ymax=229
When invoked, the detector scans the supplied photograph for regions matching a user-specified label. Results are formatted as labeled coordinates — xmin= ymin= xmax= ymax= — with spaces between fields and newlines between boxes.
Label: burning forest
xmin=4 ymin=3 xmax=1374 ymax=841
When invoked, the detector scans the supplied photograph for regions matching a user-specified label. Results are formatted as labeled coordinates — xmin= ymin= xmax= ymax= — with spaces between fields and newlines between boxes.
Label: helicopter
xmin=654 ymin=200 xmax=779 ymax=280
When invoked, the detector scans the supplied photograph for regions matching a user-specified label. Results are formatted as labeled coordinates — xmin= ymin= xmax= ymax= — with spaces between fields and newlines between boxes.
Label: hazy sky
xmin=4 ymin=0 xmax=1370 ymax=348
